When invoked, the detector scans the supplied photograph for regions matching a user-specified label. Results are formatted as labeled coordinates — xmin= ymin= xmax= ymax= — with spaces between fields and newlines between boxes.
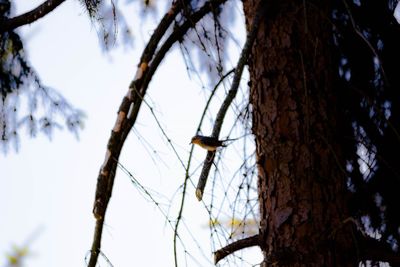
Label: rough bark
xmin=243 ymin=0 xmax=357 ymax=266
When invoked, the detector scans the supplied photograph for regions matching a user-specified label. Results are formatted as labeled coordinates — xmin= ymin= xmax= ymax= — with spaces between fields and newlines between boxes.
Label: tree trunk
xmin=243 ymin=1 xmax=358 ymax=266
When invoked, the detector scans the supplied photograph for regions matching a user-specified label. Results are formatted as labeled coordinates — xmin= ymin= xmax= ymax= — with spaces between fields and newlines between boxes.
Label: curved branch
xmin=88 ymin=1 xmax=229 ymax=267
xmin=173 ymin=68 xmax=234 ymax=267
xmin=0 ymin=0 xmax=66 ymax=33
xmin=88 ymin=2 xmax=182 ymax=266
xmin=195 ymin=1 xmax=267 ymax=201
xmin=214 ymin=234 xmax=260 ymax=264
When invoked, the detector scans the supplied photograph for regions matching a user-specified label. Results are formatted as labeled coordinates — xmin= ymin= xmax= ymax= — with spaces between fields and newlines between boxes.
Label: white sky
xmin=0 ymin=0 xmax=262 ymax=266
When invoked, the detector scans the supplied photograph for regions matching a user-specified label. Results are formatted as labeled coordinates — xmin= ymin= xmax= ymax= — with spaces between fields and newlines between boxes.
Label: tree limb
xmin=0 ymin=0 xmax=66 ymax=33
xmin=87 ymin=219 xmax=104 ymax=266
xmin=173 ymin=69 xmax=234 ymax=267
xmin=214 ymin=234 xmax=260 ymax=264
xmin=195 ymin=1 xmax=267 ymax=201
xmin=88 ymin=2 xmax=182 ymax=266
xmin=88 ymin=1 xmax=229 ymax=266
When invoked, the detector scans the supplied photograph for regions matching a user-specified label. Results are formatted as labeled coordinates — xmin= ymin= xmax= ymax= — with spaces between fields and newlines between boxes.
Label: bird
xmin=191 ymin=134 xmax=237 ymax=201
xmin=190 ymin=135 xmax=227 ymax=151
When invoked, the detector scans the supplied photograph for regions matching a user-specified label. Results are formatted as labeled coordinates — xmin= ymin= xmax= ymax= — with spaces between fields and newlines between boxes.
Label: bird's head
xmin=190 ymin=135 xmax=202 ymax=145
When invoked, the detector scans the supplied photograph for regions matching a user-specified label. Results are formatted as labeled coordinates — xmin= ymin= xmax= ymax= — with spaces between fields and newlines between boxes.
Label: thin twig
xmin=0 ymin=0 xmax=66 ymax=32
xmin=341 ymin=0 xmax=388 ymax=84
xmin=173 ymin=68 xmax=234 ymax=267
xmin=133 ymin=88 xmax=187 ymax=170
xmin=117 ymin=160 xmax=180 ymax=231
xmin=195 ymin=1 xmax=267 ymax=201
xmin=197 ymin=68 xmax=236 ymax=135
xmin=89 ymin=1 xmax=229 ymax=267
xmin=88 ymin=2 xmax=182 ymax=266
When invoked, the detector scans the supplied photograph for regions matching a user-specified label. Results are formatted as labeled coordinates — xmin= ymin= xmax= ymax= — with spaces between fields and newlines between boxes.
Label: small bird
xmin=190 ymin=135 xmax=227 ymax=151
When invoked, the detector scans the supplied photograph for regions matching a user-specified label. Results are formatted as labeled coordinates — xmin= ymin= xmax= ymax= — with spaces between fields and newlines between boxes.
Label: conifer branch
xmin=88 ymin=2 xmax=181 ymax=266
xmin=195 ymin=1 xmax=266 ymax=201
xmin=88 ymin=1 xmax=229 ymax=266
xmin=0 ymin=0 xmax=66 ymax=32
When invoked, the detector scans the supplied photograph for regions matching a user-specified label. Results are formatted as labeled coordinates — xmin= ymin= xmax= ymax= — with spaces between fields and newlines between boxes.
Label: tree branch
xmin=214 ymin=234 xmax=260 ymax=264
xmin=88 ymin=2 xmax=182 ymax=266
xmin=88 ymin=1 xmax=229 ymax=266
xmin=87 ymin=219 xmax=104 ymax=266
xmin=173 ymin=69 xmax=234 ymax=267
xmin=0 ymin=0 xmax=66 ymax=33
xmin=195 ymin=1 xmax=267 ymax=201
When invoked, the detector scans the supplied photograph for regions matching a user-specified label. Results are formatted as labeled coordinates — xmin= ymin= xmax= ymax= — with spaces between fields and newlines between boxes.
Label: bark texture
xmin=243 ymin=1 xmax=357 ymax=266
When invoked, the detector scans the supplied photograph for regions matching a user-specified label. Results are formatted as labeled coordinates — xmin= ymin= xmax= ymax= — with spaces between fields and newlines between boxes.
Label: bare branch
xmin=88 ymin=1 xmax=229 ymax=266
xmin=195 ymin=1 xmax=267 ymax=201
xmin=88 ymin=219 xmax=104 ymax=267
xmin=173 ymin=68 xmax=234 ymax=267
xmin=88 ymin=3 xmax=182 ymax=266
xmin=0 ymin=0 xmax=66 ymax=33
xmin=214 ymin=234 xmax=260 ymax=264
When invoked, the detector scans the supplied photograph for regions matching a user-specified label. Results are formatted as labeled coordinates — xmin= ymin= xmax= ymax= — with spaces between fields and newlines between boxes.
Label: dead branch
xmin=88 ymin=2 xmax=181 ymax=266
xmin=214 ymin=234 xmax=260 ymax=264
xmin=173 ymin=68 xmax=235 ymax=267
xmin=195 ymin=1 xmax=267 ymax=201
xmin=0 ymin=0 xmax=66 ymax=32
xmin=88 ymin=1 xmax=229 ymax=266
